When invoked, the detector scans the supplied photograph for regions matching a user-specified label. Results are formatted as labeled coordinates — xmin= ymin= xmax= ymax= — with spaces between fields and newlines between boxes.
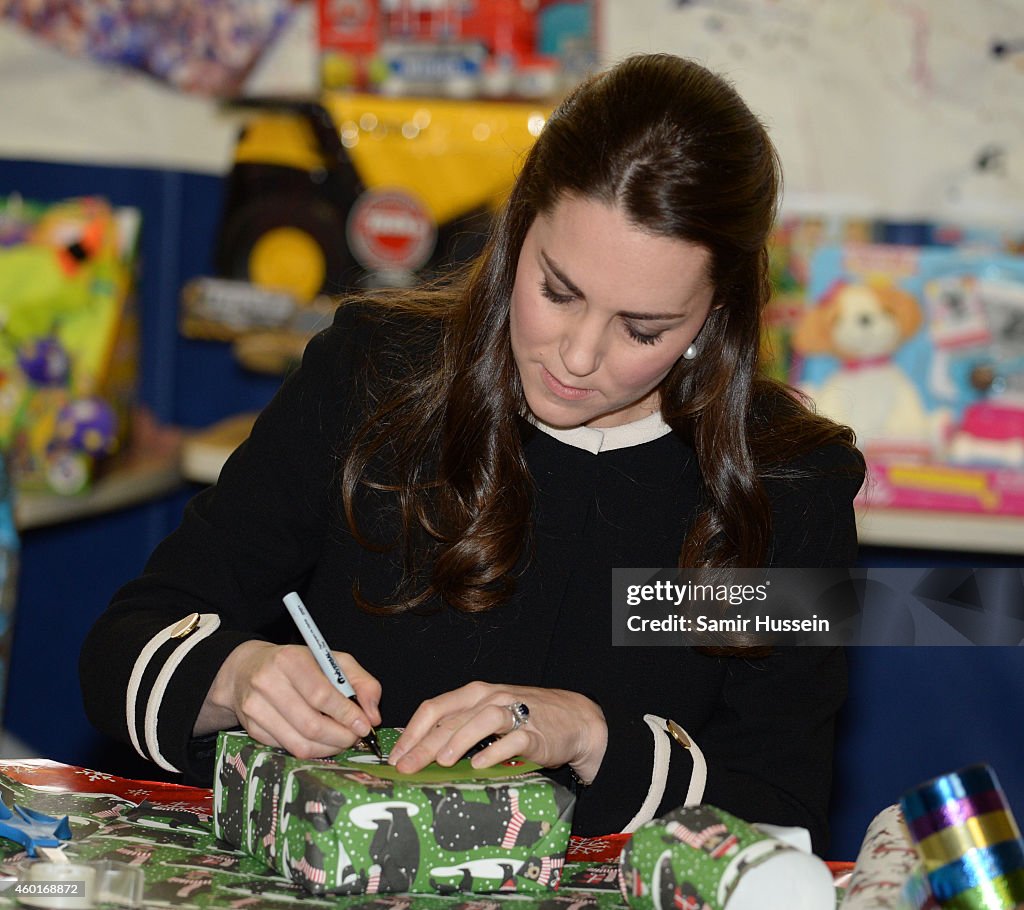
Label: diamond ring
xmin=505 ymin=702 xmax=530 ymax=733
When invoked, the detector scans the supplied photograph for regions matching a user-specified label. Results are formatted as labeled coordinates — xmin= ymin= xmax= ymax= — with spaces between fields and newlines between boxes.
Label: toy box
xmin=765 ymin=212 xmax=875 ymax=382
xmin=792 ymin=243 xmax=1024 ymax=516
xmin=0 ymin=195 xmax=140 ymax=495
xmin=213 ymin=729 xmax=575 ymax=896
xmin=317 ymin=0 xmax=597 ymax=98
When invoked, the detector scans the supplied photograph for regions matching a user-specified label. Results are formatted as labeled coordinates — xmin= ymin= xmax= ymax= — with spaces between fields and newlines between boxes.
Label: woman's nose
xmin=559 ymin=317 xmax=603 ymax=378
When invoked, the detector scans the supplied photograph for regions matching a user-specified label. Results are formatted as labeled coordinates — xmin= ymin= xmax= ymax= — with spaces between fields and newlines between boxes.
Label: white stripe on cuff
xmin=621 ymin=714 xmax=707 ymax=833
xmin=144 ymin=613 xmax=222 ymax=773
xmin=126 ymin=622 xmax=182 ymax=761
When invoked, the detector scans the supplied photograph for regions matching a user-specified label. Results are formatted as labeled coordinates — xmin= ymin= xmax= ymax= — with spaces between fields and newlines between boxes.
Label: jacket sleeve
xmin=585 ymin=444 xmax=864 ymax=851
xmin=689 ymin=446 xmax=865 ymax=851
xmin=79 ymin=304 xmax=368 ymax=781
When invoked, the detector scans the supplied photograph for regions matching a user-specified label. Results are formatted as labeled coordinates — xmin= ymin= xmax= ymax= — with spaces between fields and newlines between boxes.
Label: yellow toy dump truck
xmin=215 ymin=93 xmax=548 ymax=302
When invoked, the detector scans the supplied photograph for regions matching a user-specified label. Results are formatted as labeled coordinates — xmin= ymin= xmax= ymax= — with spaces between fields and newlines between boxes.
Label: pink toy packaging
xmin=792 ymin=243 xmax=1024 ymax=517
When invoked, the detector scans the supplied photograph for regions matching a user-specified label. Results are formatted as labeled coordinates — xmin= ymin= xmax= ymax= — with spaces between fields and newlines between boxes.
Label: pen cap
xmin=283 ymin=592 xmax=315 ymax=631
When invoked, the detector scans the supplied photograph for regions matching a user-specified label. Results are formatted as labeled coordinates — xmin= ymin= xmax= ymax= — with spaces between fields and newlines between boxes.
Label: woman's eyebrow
xmin=541 ymin=251 xmax=588 ymax=299
xmin=541 ymin=250 xmax=688 ymax=320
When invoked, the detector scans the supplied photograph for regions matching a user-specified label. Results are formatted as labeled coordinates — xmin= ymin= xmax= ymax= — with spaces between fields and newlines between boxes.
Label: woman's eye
xmin=539 ymin=279 xmax=665 ymax=345
xmin=539 ymin=280 xmax=574 ymax=304
xmin=625 ymin=324 xmax=664 ymax=346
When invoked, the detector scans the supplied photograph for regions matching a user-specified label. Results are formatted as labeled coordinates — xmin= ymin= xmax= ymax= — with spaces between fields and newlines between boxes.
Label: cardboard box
xmin=213 ymin=729 xmax=575 ymax=896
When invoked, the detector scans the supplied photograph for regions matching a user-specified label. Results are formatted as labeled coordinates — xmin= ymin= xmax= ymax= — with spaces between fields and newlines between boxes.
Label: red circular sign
xmin=347 ymin=189 xmax=437 ymax=272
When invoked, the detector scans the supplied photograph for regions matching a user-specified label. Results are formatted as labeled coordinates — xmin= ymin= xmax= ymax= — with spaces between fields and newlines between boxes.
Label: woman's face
xmin=510 ymin=195 xmax=715 ymax=429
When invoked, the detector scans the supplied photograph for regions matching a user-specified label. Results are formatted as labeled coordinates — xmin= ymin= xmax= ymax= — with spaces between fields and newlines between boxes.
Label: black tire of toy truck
xmin=216 ymin=193 xmax=355 ymax=301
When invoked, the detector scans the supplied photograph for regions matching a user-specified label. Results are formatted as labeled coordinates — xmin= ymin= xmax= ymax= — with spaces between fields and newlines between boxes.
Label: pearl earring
xmin=683 ymin=344 xmax=697 ymax=360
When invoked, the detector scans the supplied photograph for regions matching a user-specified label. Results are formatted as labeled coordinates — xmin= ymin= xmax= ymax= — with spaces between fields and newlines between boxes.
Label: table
xmin=0 ymin=759 xmax=852 ymax=909
xmin=0 ymin=759 xmax=626 ymax=909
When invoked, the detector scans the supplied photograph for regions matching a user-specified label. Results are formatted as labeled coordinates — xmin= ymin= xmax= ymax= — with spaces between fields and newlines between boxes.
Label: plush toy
xmin=793 ymin=281 xmax=947 ymax=458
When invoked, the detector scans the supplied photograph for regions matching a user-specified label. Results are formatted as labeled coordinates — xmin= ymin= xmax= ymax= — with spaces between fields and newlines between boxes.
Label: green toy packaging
xmin=0 ymin=195 xmax=140 ymax=495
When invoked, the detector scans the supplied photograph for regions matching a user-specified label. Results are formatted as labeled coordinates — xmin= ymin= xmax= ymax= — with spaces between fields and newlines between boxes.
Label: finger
xmin=244 ymin=719 xmax=283 ymax=749
xmin=249 ymin=699 xmax=354 ymax=760
xmin=389 ymin=699 xmax=450 ymax=766
xmin=468 ymin=729 xmax=531 ymax=770
xmin=394 ymin=701 xmax=510 ymax=773
xmin=435 ymin=703 xmax=517 ymax=767
xmin=393 ymin=681 xmax=503 ymax=759
xmin=244 ymin=668 xmax=362 ymax=753
xmin=460 ymin=734 xmax=500 ymax=761
xmin=390 ymin=689 xmax=479 ymax=767
xmin=274 ymin=647 xmax=374 ymax=739
xmin=303 ymin=686 xmax=374 ymax=739
xmin=245 ymin=717 xmax=341 ymax=758
xmin=246 ymin=711 xmax=341 ymax=759
xmin=335 ymin=651 xmax=383 ymax=726
xmin=389 ymin=715 xmax=454 ymax=773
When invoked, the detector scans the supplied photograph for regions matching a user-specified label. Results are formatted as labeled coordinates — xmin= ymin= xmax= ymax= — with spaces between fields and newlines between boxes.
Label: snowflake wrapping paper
xmin=0 ymin=759 xmax=630 ymax=910
xmin=212 ymin=729 xmax=576 ymax=897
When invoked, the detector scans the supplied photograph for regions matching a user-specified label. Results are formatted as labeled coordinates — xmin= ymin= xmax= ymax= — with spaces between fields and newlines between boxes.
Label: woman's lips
xmin=541 ymin=366 xmax=595 ymax=400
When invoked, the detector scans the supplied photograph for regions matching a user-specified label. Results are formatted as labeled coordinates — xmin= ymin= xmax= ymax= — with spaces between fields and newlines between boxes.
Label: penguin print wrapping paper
xmin=212 ymin=728 xmax=576 ymax=896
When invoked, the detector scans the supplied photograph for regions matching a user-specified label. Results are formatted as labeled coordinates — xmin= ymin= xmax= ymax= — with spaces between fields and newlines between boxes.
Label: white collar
xmin=527 ymin=410 xmax=673 ymax=454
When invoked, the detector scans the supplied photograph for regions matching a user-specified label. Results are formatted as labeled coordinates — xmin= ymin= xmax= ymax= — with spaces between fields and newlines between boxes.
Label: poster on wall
xmin=599 ymin=0 xmax=1024 ymax=222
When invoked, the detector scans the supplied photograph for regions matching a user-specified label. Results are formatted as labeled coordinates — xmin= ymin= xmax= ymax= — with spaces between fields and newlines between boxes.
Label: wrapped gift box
xmin=213 ymin=729 xmax=575 ymax=896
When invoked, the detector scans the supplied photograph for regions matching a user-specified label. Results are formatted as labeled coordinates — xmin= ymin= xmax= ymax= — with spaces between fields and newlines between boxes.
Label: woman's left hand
xmin=388 ymin=682 xmax=608 ymax=784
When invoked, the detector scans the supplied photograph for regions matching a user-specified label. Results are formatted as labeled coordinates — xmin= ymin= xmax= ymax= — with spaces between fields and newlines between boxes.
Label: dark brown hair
xmin=341 ymin=53 xmax=860 ymax=615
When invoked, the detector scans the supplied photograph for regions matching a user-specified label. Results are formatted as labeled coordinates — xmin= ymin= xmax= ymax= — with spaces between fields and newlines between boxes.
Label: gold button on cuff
xmin=170 ymin=612 xmax=201 ymax=639
xmin=666 ymin=719 xmax=691 ymax=749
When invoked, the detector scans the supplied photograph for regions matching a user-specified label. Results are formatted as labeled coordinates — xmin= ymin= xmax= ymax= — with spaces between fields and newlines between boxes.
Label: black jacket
xmin=80 ymin=304 xmax=864 ymax=850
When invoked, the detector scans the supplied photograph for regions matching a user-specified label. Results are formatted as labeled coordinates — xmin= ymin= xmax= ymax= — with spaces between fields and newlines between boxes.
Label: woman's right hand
xmin=195 ymin=640 xmax=382 ymax=759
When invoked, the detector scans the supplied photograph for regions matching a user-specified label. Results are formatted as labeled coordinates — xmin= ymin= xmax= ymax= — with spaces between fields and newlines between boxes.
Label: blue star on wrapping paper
xmin=0 ymin=798 xmax=72 ymax=857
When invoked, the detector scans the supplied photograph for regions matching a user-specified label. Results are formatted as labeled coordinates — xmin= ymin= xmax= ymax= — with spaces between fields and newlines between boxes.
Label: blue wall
xmin=830 ymin=645 xmax=1023 ymax=860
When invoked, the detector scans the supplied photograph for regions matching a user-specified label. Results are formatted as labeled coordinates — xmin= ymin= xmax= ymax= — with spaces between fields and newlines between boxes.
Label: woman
xmin=80 ymin=54 xmax=864 ymax=850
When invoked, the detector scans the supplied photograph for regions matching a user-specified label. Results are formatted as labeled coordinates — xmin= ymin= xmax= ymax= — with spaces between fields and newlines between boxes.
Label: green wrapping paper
xmin=618 ymin=805 xmax=834 ymax=910
xmin=212 ymin=729 xmax=575 ymax=896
